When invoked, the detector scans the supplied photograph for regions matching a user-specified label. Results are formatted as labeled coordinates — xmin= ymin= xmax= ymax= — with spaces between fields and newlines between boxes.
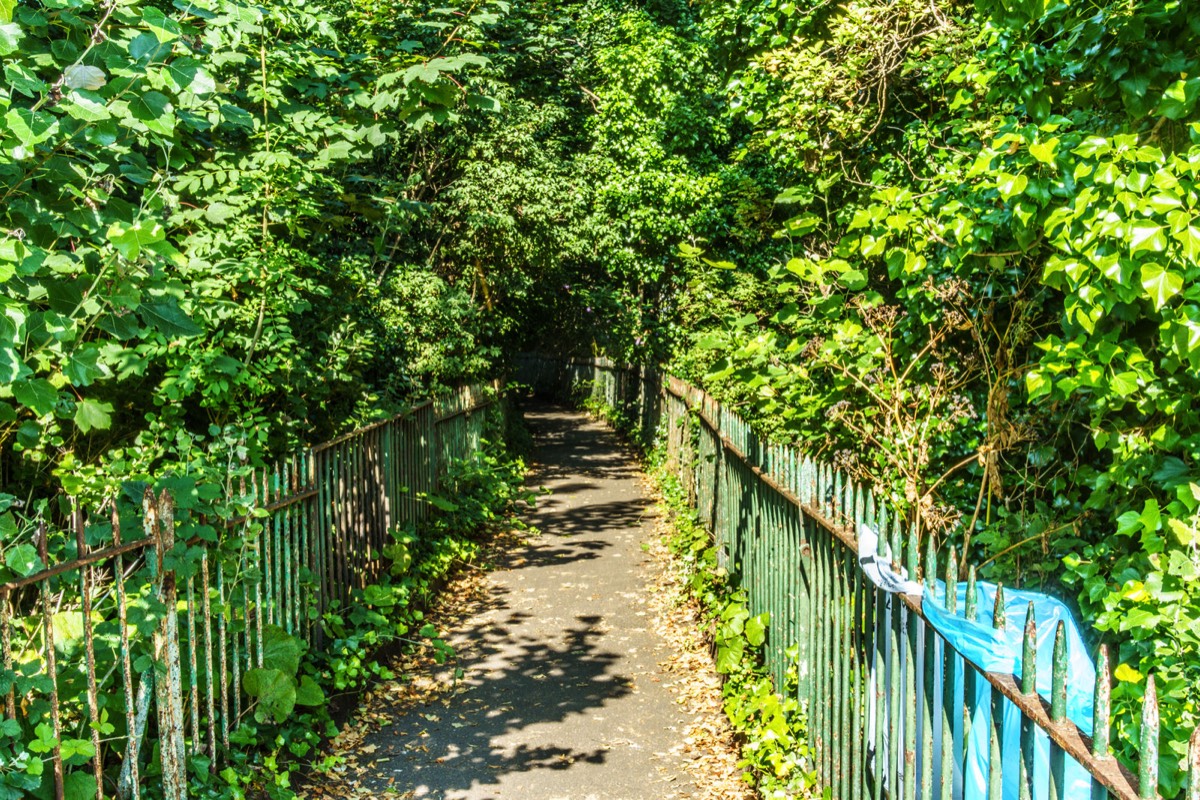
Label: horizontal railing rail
xmin=516 ymin=354 xmax=1200 ymax=800
xmin=0 ymin=381 xmax=501 ymax=800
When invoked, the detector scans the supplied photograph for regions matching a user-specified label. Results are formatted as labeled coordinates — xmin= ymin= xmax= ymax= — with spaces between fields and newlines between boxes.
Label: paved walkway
xmin=347 ymin=405 xmax=699 ymax=799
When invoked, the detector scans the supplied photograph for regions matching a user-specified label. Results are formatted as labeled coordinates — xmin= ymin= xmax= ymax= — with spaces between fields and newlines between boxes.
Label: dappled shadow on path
xmin=519 ymin=402 xmax=643 ymax=483
xmin=526 ymin=496 xmax=651 ymax=541
xmin=360 ymin=595 xmax=634 ymax=798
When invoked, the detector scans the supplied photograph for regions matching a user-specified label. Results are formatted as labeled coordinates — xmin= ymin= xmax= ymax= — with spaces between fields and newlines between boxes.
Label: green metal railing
xmin=517 ymin=354 xmax=1200 ymax=800
xmin=0 ymin=382 xmax=499 ymax=800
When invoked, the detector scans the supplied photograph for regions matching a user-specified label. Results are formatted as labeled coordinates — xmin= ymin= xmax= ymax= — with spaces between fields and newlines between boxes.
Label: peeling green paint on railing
xmin=517 ymin=354 xmax=1200 ymax=800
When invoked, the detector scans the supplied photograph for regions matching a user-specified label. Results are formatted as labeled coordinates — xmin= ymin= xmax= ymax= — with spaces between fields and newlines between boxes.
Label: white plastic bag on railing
xmin=857 ymin=522 xmax=923 ymax=595
xmin=922 ymin=580 xmax=1097 ymax=800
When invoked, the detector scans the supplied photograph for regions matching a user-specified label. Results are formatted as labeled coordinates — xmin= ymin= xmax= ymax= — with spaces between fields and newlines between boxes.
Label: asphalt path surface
xmin=355 ymin=404 xmax=699 ymax=799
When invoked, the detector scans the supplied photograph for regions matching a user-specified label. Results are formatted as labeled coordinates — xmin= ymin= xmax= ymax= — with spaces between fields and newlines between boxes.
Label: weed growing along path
xmin=301 ymin=405 xmax=749 ymax=799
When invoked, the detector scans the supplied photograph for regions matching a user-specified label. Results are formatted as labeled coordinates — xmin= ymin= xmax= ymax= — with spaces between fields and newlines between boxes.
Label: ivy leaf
xmin=1109 ymin=372 xmax=1139 ymax=397
xmin=4 ymin=108 xmax=59 ymax=148
xmin=715 ymin=637 xmax=744 ymax=674
xmin=129 ymin=91 xmax=176 ymax=136
xmin=74 ymin=399 xmax=113 ymax=433
xmin=1155 ymin=77 xmax=1200 ymax=121
xmin=745 ymin=613 xmax=767 ymax=646
xmin=0 ymin=347 xmax=27 ymax=384
xmin=65 ymin=346 xmax=103 ymax=387
xmin=838 ymin=269 xmax=867 ymax=290
xmin=465 ymin=93 xmax=500 ymax=112
xmin=260 ymin=625 xmax=302 ymax=675
xmin=780 ymin=212 xmax=821 ymax=236
xmin=1140 ymin=263 xmax=1183 ymax=310
xmin=1113 ymin=663 xmax=1143 ymax=684
xmin=166 ymin=59 xmax=216 ymax=96
xmin=1172 ymin=225 xmax=1200 ymax=261
xmin=1029 ymin=139 xmax=1058 ymax=164
xmin=5 ymin=62 xmax=45 ymax=97
xmin=0 ymin=22 xmax=22 ymax=56
xmin=4 ymin=543 xmax=43 ymax=577
xmin=426 ymin=494 xmax=458 ymax=512
xmin=141 ymin=6 xmax=181 ymax=43
xmin=1166 ymin=518 xmax=1198 ymax=547
xmin=294 ymin=675 xmax=325 ymax=707
xmin=219 ymin=104 xmax=255 ymax=129
xmin=1138 ymin=499 xmax=1161 ymax=533
xmin=1128 ymin=223 xmax=1166 ymax=254
xmin=203 ymin=202 xmax=237 ymax=224
xmin=1025 ymin=370 xmax=1051 ymax=400
xmin=107 ymin=221 xmax=166 ymax=261
xmin=64 ymin=771 xmax=96 ymax=800
xmin=13 ymin=379 xmax=58 ymax=416
xmin=996 ymin=172 xmax=1028 ymax=201
xmin=1072 ymin=137 xmax=1111 ymax=158
xmin=61 ymin=92 xmax=112 ymax=123
xmin=129 ymin=32 xmax=167 ymax=61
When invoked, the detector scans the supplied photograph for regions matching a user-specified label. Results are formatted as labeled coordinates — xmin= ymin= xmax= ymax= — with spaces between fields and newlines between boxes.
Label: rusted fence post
xmin=147 ymin=489 xmax=189 ymax=800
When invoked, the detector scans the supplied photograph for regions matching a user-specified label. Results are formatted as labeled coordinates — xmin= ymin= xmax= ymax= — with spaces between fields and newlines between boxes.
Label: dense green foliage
xmin=4 ymin=0 xmax=1200 ymax=792
xmin=0 ymin=0 xmax=516 ymax=507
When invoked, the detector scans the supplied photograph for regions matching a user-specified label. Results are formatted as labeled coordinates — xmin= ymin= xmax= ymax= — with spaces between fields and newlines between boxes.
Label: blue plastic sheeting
xmin=922 ymin=581 xmax=1096 ymax=800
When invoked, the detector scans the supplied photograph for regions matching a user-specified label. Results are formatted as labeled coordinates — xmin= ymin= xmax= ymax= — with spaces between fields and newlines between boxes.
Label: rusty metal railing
xmin=0 ymin=382 xmax=499 ymax=800
xmin=517 ymin=353 xmax=1200 ymax=800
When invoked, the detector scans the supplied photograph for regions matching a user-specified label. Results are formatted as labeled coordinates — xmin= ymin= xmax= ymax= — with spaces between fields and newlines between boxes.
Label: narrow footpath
xmin=303 ymin=405 xmax=747 ymax=800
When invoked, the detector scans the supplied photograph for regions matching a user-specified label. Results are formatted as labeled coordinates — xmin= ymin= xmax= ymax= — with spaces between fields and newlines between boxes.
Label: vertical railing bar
xmin=889 ymin=510 xmax=904 ymax=800
xmin=903 ymin=525 xmax=918 ymax=800
xmin=990 ymin=585 xmax=1007 ymax=800
xmin=112 ymin=509 xmax=142 ymax=800
xmin=187 ymin=574 xmax=200 ymax=754
xmin=237 ymin=548 xmax=249 ymax=717
xmin=1138 ymin=676 xmax=1159 ymax=800
xmin=940 ymin=547 xmax=958 ymax=800
xmin=871 ymin=497 xmax=887 ymax=800
xmin=76 ymin=510 xmax=105 ymax=800
xmin=835 ymin=527 xmax=847 ymax=799
xmin=921 ymin=537 xmax=937 ymax=800
xmin=0 ymin=592 xmax=13 ymax=721
xmin=259 ymin=469 xmax=273 ymax=631
xmin=217 ymin=558 xmax=230 ymax=753
xmin=1020 ymin=601 xmax=1038 ymax=800
xmin=1050 ymin=619 xmax=1068 ymax=800
xmin=1186 ymin=727 xmax=1199 ymax=800
xmin=273 ymin=465 xmax=283 ymax=627
xmin=148 ymin=490 xmax=187 ymax=800
xmin=37 ymin=521 xmax=65 ymax=800
xmin=201 ymin=552 xmax=217 ymax=759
